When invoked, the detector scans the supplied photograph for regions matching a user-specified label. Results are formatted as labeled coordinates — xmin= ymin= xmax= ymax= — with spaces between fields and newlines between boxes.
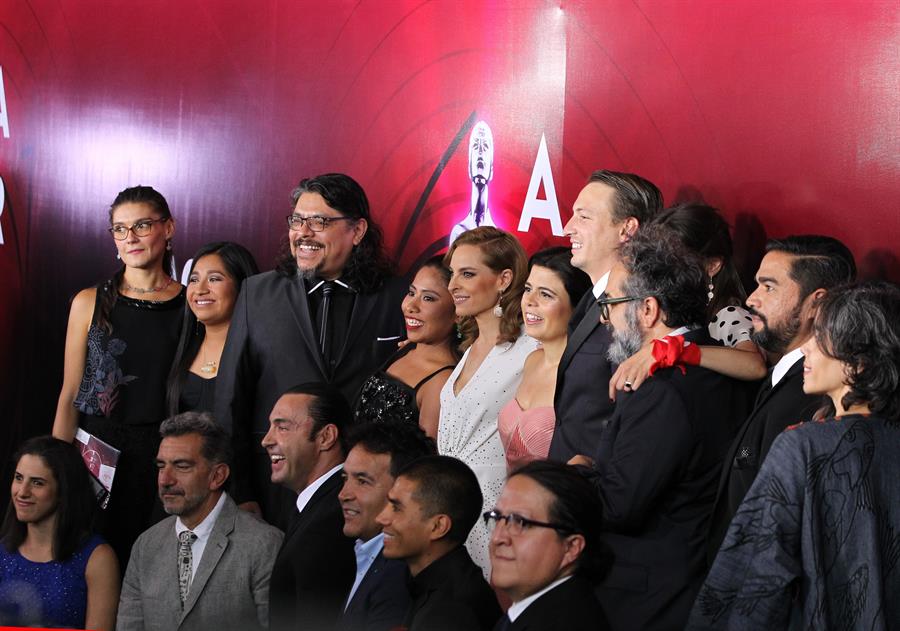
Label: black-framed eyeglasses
xmin=286 ymin=214 xmax=357 ymax=232
xmin=596 ymin=294 xmax=641 ymax=321
xmin=108 ymin=217 xmax=169 ymax=240
xmin=483 ymin=509 xmax=572 ymax=536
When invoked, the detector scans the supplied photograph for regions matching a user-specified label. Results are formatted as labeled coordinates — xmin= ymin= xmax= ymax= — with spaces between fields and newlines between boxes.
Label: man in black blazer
xmin=707 ymin=235 xmax=856 ymax=560
xmin=488 ymin=461 xmax=610 ymax=631
xmin=263 ymin=383 xmax=357 ymax=631
xmin=570 ymin=229 xmax=747 ymax=631
xmin=215 ymin=173 xmax=406 ymax=526
xmin=337 ymin=421 xmax=436 ymax=631
xmin=376 ymin=456 xmax=501 ymax=631
xmin=550 ymin=170 xmax=663 ymax=462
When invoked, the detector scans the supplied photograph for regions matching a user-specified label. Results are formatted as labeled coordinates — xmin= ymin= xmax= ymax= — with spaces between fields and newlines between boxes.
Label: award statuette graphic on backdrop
xmin=449 ymin=120 xmax=496 ymax=245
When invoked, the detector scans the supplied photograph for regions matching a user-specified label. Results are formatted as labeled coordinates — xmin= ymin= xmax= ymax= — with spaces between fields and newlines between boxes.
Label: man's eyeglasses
xmin=108 ymin=218 xmax=169 ymax=240
xmin=596 ymin=294 xmax=641 ymax=321
xmin=482 ymin=509 xmax=572 ymax=536
xmin=286 ymin=214 xmax=356 ymax=232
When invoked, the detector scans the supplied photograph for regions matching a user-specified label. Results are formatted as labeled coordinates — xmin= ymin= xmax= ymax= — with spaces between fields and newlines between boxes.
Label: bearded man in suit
xmin=117 ymin=412 xmax=283 ymax=631
xmin=215 ymin=173 xmax=407 ymax=527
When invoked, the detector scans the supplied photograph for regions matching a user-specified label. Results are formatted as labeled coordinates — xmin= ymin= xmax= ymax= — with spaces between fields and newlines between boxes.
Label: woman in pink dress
xmin=498 ymin=247 xmax=591 ymax=471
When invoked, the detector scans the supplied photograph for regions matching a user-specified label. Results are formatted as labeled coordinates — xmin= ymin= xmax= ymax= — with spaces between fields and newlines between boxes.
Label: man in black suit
xmin=707 ymin=235 xmax=856 ymax=560
xmin=549 ymin=170 xmax=663 ymax=462
xmin=215 ymin=173 xmax=407 ymax=525
xmin=488 ymin=461 xmax=610 ymax=631
xmin=570 ymin=228 xmax=746 ymax=631
xmin=337 ymin=421 xmax=436 ymax=631
xmin=376 ymin=456 xmax=501 ymax=631
xmin=263 ymin=383 xmax=356 ymax=631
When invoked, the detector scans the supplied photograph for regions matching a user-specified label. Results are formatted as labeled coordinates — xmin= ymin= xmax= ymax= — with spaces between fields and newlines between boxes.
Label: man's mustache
xmin=746 ymin=306 xmax=767 ymax=326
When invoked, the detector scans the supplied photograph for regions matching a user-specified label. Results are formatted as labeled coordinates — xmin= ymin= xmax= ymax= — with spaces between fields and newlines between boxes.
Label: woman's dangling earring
xmin=116 ymin=252 xmax=121 ymax=260
xmin=707 ymin=278 xmax=715 ymax=305
xmin=493 ymin=290 xmax=504 ymax=318
xmin=166 ymin=239 xmax=173 ymax=251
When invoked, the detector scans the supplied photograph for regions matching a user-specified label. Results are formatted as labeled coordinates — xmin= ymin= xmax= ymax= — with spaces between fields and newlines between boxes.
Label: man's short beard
xmin=750 ymin=301 xmax=803 ymax=354
xmin=295 ymin=265 xmax=317 ymax=281
xmin=607 ymin=304 xmax=644 ymax=365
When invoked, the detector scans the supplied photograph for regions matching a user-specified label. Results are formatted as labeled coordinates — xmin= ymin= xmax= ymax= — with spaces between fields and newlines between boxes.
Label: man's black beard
xmin=749 ymin=302 xmax=803 ymax=354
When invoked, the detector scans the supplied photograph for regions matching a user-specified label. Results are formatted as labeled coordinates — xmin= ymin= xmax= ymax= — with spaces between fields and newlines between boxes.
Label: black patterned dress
xmin=353 ymin=346 xmax=455 ymax=426
xmin=74 ymin=283 xmax=184 ymax=565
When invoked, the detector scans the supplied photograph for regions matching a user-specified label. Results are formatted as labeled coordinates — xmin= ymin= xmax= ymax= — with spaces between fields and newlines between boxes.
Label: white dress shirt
xmin=591 ymin=271 xmax=611 ymax=299
xmin=507 ymin=575 xmax=573 ymax=622
xmin=174 ymin=491 xmax=227 ymax=586
xmin=772 ymin=347 xmax=805 ymax=387
xmin=296 ymin=463 xmax=344 ymax=515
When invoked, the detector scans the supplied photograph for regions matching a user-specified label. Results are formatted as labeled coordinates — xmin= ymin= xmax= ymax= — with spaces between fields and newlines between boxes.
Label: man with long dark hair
xmin=215 ymin=173 xmax=407 ymax=527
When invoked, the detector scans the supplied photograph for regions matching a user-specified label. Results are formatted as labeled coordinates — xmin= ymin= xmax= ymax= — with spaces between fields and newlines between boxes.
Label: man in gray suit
xmin=117 ymin=412 xmax=283 ymax=631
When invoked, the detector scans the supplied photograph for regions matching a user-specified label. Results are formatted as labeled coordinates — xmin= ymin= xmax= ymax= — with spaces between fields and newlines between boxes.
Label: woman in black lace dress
xmin=52 ymin=186 xmax=184 ymax=565
xmin=165 ymin=241 xmax=259 ymax=416
xmin=354 ymin=256 xmax=459 ymax=437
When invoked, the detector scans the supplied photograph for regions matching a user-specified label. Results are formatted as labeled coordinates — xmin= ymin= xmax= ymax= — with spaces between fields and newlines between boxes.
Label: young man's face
xmin=339 ymin=445 xmax=394 ymax=541
xmin=377 ymin=476 xmax=435 ymax=566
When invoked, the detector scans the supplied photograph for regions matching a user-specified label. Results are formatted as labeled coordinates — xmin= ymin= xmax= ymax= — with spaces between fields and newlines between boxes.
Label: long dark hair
xmin=1 ymin=436 xmax=96 ymax=561
xmin=275 ymin=173 xmax=394 ymax=292
xmin=415 ymin=254 xmax=462 ymax=360
xmin=652 ymin=203 xmax=745 ymax=319
xmin=166 ymin=242 xmax=259 ymax=415
xmin=96 ymin=186 xmax=174 ymax=334
xmin=813 ymin=281 xmax=900 ymax=420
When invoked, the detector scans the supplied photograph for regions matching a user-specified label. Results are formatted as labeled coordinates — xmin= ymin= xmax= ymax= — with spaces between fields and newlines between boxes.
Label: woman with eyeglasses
xmin=52 ymin=185 xmax=184 ymax=565
xmin=0 ymin=437 xmax=119 ymax=630
xmin=165 ymin=241 xmax=259 ymax=416
xmin=497 ymin=247 xmax=591 ymax=471
xmin=438 ymin=226 xmax=539 ymax=577
xmin=353 ymin=255 xmax=459 ymax=438
xmin=690 ymin=281 xmax=900 ymax=629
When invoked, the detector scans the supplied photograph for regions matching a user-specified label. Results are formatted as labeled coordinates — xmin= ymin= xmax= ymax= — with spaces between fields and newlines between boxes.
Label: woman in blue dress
xmin=0 ymin=436 xmax=119 ymax=629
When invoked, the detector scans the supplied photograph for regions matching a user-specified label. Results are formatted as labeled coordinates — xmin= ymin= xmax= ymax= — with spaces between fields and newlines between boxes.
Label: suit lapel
xmin=179 ymin=497 xmax=235 ymax=624
xmin=285 ymin=276 xmax=328 ymax=377
xmin=559 ymin=298 xmax=601 ymax=372
xmin=335 ymin=290 xmax=376 ymax=368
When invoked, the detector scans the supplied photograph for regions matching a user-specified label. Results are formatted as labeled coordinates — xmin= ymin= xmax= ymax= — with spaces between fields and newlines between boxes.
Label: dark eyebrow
xmin=536 ymin=286 xmax=558 ymax=295
xmin=388 ymin=497 xmax=402 ymax=508
xmin=757 ymin=276 xmax=779 ymax=285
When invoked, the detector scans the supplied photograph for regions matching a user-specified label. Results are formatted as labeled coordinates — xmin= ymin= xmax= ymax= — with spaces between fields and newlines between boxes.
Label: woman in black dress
xmin=354 ymin=255 xmax=459 ymax=437
xmin=165 ymin=241 xmax=259 ymax=415
xmin=52 ymin=185 xmax=184 ymax=565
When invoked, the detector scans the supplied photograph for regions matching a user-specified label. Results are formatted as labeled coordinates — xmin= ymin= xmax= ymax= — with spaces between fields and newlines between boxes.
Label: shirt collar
xmin=591 ymin=271 xmax=611 ymax=299
xmin=354 ymin=533 xmax=384 ymax=568
xmin=409 ymin=545 xmax=466 ymax=597
xmin=307 ymin=278 xmax=355 ymax=294
xmin=296 ymin=464 xmax=343 ymax=515
xmin=772 ymin=347 xmax=805 ymax=387
xmin=175 ymin=491 xmax=226 ymax=538
xmin=507 ymin=575 xmax=573 ymax=622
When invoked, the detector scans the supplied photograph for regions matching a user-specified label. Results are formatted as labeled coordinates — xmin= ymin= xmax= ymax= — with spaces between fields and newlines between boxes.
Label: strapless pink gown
xmin=497 ymin=398 xmax=556 ymax=472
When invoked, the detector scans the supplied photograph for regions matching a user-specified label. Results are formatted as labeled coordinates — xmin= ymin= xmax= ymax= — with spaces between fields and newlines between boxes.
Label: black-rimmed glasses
xmin=482 ymin=509 xmax=572 ymax=536
xmin=108 ymin=217 xmax=169 ymax=240
xmin=596 ymin=294 xmax=641 ymax=321
xmin=286 ymin=214 xmax=357 ymax=232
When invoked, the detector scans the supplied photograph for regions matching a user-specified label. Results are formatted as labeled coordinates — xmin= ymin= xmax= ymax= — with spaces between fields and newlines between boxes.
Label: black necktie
xmin=319 ymin=281 xmax=334 ymax=360
xmin=496 ymin=613 xmax=512 ymax=631
xmin=753 ymin=368 xmax=775 ymax=409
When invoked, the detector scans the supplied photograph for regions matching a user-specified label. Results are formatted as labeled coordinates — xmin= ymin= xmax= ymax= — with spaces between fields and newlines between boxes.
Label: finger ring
xmin=624 ymin=381 xmax=633 ymax=389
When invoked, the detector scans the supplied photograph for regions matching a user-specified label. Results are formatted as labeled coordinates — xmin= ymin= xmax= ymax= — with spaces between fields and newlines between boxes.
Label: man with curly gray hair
xmin=569 ymin=226 xmax=747 ymax=631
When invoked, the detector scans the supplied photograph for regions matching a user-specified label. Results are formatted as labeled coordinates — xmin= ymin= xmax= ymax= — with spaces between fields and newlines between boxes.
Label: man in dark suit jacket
xmin=488 ymin=461 xmax=610 ymax=631
xmin=707 ymin=235 xmax=856 ymax=559
xmin=550 ymin=170 xmax=663 ymax=462
xmin=215 ymin=173 xmax=406 ymax=526
xmin=337 ymin=421 xmax=436 ymax=631
xmin=376 ymin=456 xmax=501 ymax=631
xmin=570 ymin=229 xmax=747 ymax=631
xmin=263 ymin=383 xmax=357 ymax=631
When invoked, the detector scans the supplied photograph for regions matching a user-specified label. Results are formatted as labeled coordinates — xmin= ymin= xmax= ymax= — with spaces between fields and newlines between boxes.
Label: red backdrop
xmin=1 ymin=0 xmax=898 ymax=453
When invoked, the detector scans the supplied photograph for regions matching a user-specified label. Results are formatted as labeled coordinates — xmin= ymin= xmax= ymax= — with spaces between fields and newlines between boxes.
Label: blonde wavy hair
xmin=444 ymin=227 xmax=528 ymax=351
